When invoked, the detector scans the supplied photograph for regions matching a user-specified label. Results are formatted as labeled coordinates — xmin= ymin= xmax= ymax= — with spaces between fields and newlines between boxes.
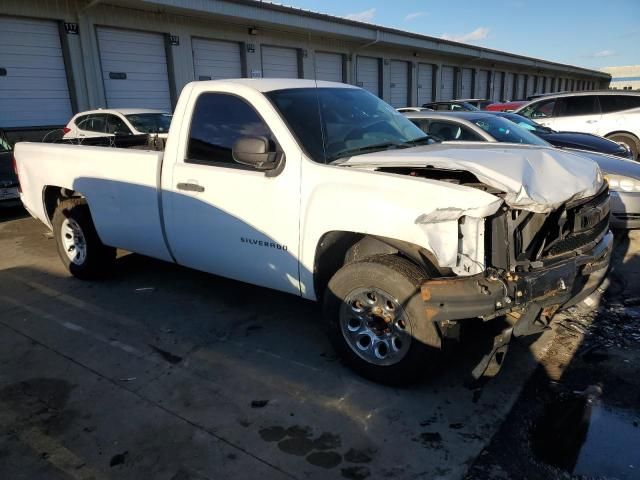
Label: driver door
xmin=163 ymin=92 xmax=302 ymax=295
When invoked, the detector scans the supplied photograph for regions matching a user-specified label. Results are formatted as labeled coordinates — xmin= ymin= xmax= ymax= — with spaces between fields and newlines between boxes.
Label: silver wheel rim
xmin=339 ymin=287 xmax=412 ymax=366
xmin=61 ymin=218 xmax=87 ymax=265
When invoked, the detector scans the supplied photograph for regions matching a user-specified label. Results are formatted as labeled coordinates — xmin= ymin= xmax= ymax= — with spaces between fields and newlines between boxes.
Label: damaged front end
xmin=422 ymin=185 xmax=613 ymax=378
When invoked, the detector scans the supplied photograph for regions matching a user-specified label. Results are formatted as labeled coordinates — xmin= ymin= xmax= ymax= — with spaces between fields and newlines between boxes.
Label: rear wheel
xmin=606 ymin=133 xmax=639 ymax=160
xmin=52 ymin=198 xmax=115 ymax=279
xmin=323 ymin=255 xmax=441 ymax=385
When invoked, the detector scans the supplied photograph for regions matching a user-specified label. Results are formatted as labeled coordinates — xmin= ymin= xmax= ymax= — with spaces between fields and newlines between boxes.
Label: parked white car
xmin=515 ymin=91 xmax=640 ymax=159
xmin=14 ymin=79 xmax=612 ymax=385
xmin=62 ymin=108 xmax=172 ymax=140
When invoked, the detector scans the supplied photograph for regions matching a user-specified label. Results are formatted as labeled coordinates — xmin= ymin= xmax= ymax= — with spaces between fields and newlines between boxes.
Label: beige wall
xmin=601 ymin=65 xmax=640 ymax=91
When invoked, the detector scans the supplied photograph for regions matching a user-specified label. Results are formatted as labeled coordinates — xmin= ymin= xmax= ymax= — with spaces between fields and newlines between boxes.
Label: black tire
xmin=323 ymin=255 xmax=441 ymax=386
xmin=607 ymin=133 xmax=639 ymax=160
xmin=52 ymin=198 xmax=116 ymax=279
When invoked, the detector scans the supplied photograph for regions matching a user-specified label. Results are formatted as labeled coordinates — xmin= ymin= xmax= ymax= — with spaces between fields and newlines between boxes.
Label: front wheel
xmin=607 ymin=133 xmax=639 ymax=160
xmin=323 ymin=255 xmax=441 ymax=385
xmin=52 ymin=198 xmax=116 ymax=279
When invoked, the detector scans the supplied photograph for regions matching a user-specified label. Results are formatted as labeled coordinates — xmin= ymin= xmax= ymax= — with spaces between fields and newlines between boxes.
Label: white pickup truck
xmin=15 ymin=79 xmax=613 ymax=384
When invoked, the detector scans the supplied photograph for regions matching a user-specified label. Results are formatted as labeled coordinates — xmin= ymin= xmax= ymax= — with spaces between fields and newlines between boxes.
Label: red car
xmin=484 ymin=100 xmax=528 ymax=112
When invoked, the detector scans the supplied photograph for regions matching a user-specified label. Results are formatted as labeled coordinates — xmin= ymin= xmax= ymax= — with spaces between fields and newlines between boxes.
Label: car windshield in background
xmin=125 ymin=113 xmax=172 ymax=134
xmin=472 ymin=116 xmax=549 ymax=146
xmin=499 ymin=113 xmax=553 ymax=134
xmin=266 ymin=88 xmax=428 ymax=163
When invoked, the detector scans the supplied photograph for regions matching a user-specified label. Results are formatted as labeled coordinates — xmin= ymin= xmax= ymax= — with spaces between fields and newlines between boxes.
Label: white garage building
xmin=0 ymin=0 xmax=610 ymax=136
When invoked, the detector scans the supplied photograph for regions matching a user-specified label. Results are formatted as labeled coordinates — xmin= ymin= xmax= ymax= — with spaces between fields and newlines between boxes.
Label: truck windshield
xmin=125 ymin=113 xmax=172 ymax=134
xmin=471 ymin=115 xmax=550 ymax=146
xmin=266 ymin=87 xmax=428 ymax=163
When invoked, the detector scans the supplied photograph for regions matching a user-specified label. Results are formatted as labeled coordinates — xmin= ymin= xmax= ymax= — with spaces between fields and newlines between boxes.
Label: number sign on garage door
xmin=97 ymin=27 xmax=172 ymax=110
xmin=356 ymin=56 xmax=380 ymax=97
xmin=389 ymin=60 xmax=409 ymax=107
xmin=440 ymin=66 xmax=455 ymax=101
xmin=315 ymin=52 xmax=343 ymax=82
xmin=417 ymin=63 xmax=434 ymax=105
xmin=192 ymin=38 xmax=242 ymax=80
xmin=262 ymin=46 xmax=299 ymax=78
xmin=459 ymin=68 xmax=473 ymax=99
xmin=477 ymin=70 xmax=490 ymax=99
xmin=0 ymin=16 xmax=73 ymax=127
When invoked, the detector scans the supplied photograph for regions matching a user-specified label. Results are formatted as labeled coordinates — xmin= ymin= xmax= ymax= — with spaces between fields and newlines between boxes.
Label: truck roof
xmin=191 ymin=78 xmax=358 ymax=92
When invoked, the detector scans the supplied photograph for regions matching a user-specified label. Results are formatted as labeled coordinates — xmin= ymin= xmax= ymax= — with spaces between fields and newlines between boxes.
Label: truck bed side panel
xmin=15 ymin=143 xmax=172 ymax=262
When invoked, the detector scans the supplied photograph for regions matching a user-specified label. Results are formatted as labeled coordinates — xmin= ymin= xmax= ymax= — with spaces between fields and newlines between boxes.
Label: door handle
xmin=586 ymin=120 xmax=598 ymax=124
xmin=177 ymin=182 xmax=205 ymax=192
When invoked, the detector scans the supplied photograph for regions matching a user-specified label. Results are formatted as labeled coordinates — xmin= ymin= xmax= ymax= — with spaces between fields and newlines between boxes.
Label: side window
xmin=527 ymin=99 xmax=557 ymax=119
xmin=74 ymin=115 xmax=89 ymax=128
xmin=90 ymin=115 xmax=107 ymax=133
xmin=106 ymin=115 xmax=131 ymax=134
xmin=599 ymin=95 xmax=640 ymax=113
xmin=77 ymin=114 xmax=107 ymax=133
xmin=556 ymin=96 xmax=599 ymax=117
xmin=457 ymin=126 xmax=483 ymax=141
xmin=187 ymin=93 xmax=275 ymax=167
xmin=410 ymin=119 xmax=430 ymax=134
xmin=428 ymin=121 xmax=464 ymax=141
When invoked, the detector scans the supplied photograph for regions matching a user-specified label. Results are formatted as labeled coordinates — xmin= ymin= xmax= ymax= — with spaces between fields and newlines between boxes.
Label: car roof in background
xmin=74 ymin=108 xmax=171 ymax=116
xmin=528 ymin=90 xmax=640 ymax=101
xmin=423 ymin=100 xmax=475 ymax=104
xmin=402 ymin=111 xmax=496 ymax=121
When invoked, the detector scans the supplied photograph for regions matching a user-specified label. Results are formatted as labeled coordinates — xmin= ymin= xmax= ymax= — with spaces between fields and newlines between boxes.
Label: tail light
xmin=62 ymin=127 xmax=71 ymax=134
xmin=12 ymin=154 xmax=21 ymax=193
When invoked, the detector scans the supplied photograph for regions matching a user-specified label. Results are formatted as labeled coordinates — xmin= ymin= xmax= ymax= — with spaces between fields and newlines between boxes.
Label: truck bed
xmin=15 ymin=142 xmax=173 ymax=262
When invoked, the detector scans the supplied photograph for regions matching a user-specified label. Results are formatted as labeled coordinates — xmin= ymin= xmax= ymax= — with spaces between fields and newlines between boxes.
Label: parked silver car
xmin=403 ymin=111 xmax=640 ymax=229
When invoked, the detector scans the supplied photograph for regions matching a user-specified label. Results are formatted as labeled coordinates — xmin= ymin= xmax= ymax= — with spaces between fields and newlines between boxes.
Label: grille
xmin=541 ymin=188 xmax=610 ymax=258
xmin=546 ymin=216 xmax=609 ymax=256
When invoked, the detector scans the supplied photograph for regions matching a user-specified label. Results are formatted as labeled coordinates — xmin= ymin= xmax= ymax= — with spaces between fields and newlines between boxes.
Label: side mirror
xmin=232 ymin=136 xmax=277 ymax=170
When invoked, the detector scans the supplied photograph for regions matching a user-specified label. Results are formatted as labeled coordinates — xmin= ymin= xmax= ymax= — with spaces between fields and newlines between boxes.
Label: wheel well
xmin=43 ymin=186 xmax=83 ymax=222
xmin=605 ymin=131 xmax=640 ymax=144
xmin=313 ymin=231 xmax=444 ymax=300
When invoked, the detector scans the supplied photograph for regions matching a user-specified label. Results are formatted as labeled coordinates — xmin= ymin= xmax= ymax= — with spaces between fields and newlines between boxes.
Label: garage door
xmin=192 ymin=38 xmax=242 ymax=81
xmin=389 ymin=60 xmax=409 ymax=107
xmin=504 ymin=73 xmax=514 ymax=100
xmin=459 ymin=68 xmax=473 ymax=99
xmin=525 ymin=75 xmax=534 ymax=97
xmin=356 ymin=56 xmax=380 ymax=97
xmin=97 ymin=27 xmax=171 ymax=110
xmin=315 ymin=52 xmax=343 ymax=82
xmin=516 ymin=74 xmax=525 ymax=99
xmin=492 ymin=72 xmax=503 ymax=101
xmin=262 ymin=46 xmax=299 ymax=78
xmin=417 ymin=63 xmax=434 ymax=105
xmin=477 ymin=70 xmax=490 ymax=99
xmin=440 ymin=66 xmax=455 ymax=101
xmin=0 ymin=16 xmax=73 ymax=127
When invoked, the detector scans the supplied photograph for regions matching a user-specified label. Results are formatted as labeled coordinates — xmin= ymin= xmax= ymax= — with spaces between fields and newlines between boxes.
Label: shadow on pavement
xmin=466 ymin=229 xmax=640 ymax=480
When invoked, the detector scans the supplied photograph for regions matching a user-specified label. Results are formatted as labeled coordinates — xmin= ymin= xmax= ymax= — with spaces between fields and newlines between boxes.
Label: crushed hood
xmin=339 ymin=143 xmax=604 ymax=213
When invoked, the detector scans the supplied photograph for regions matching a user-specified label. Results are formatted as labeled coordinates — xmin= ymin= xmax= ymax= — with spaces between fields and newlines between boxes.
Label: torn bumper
xmin=421 ymin=230 xmax=613 ymax=329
